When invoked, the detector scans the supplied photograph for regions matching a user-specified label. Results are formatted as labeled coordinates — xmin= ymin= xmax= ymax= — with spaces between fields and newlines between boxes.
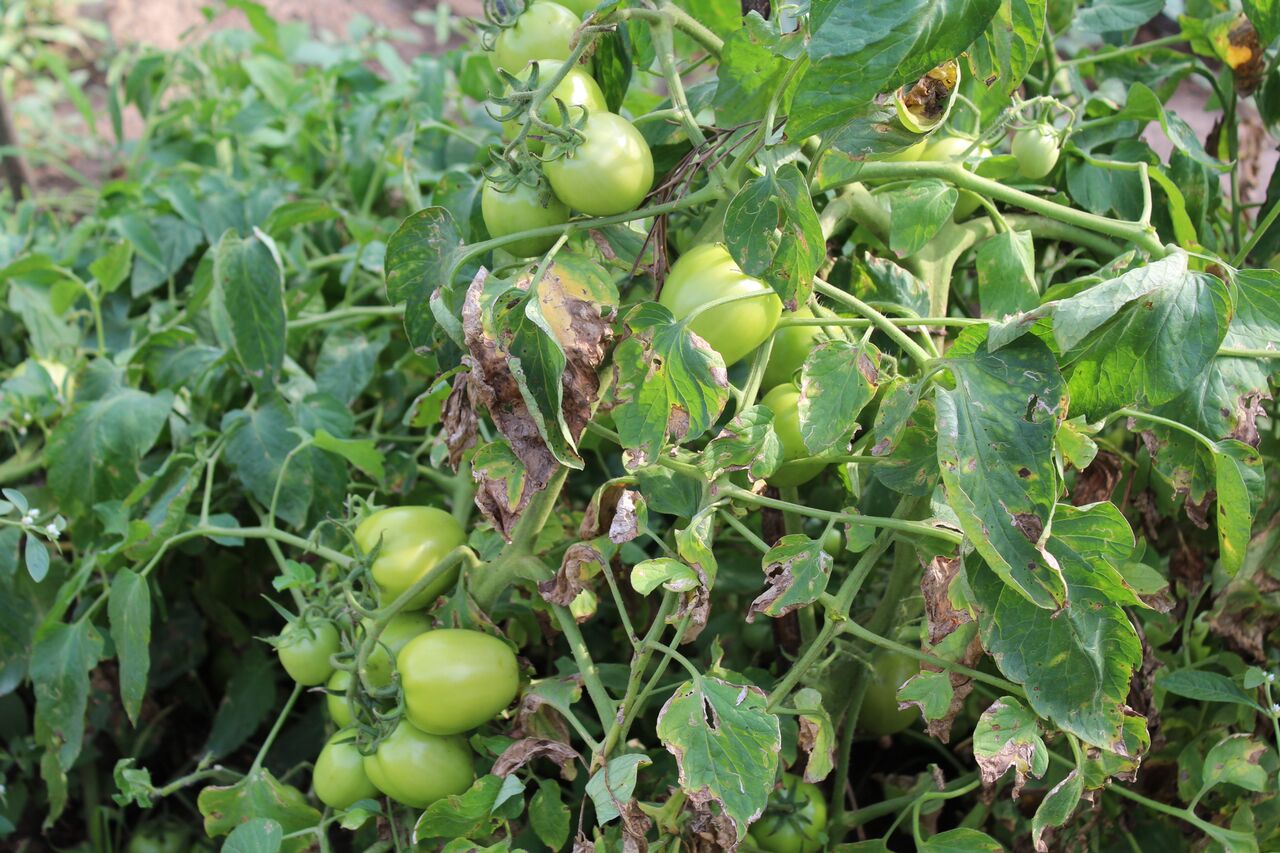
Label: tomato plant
xmin=2 ymin=1 xmax=1280 ymax=851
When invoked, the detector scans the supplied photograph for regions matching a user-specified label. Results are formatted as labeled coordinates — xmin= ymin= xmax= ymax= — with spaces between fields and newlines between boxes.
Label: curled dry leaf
xmin=440 ymin=371 xmax=478 ymax=470
xmin=492 ymin=736 xmax=581 ymax=781
xmin=539 ymin=542 xmax=607 ymax=607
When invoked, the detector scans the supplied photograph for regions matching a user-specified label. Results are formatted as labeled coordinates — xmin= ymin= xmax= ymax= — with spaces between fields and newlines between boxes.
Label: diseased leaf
xmin=884 ymin=179 xmax=958 ymax=258
xmin=976 ymin=230 xmax=1038 ymax=318
xmin=748 ymin=535 xmax=833 ymax=621
xmin=972 ymin=697 xmax=1048 ymax=797
xmin=529 ymin=779 xmax=571 ymax=850
xmin=197 ymin=768 xmax=320 ymax=852
xmin=1031 ymin=770 xmax=1084 ymax=852
xmin=919 ymin=827 xmax=1004 ymax=852
xmin=385 ymin=206 xmax=468 ymax=350
xmin=725 ymin=164 xmax=824 ymax=309
xmin=1200 ymin=734 xmax=1270 ymax=794
xmin=700 ymin=406 xmax=783 ymax=482
xmin=798 ymin=340 xmax=880 ymax=455
xmin=792 ymin=688 xmax=835 ymax=782
xmin=936 ymin=329 xmax=1067 ymax=608
xmin=968 ymin=0 xmax=1047 ymax=99
xmin=210 ymin=229 xmax=286 ymax=391
xmin=585 ymin=754 xmax=651 ymax=824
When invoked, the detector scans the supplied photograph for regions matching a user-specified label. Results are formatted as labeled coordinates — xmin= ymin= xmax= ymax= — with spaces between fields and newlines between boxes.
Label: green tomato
xmin=821 ymin=528 xmax=842 ymax=557
xmin=872 ymin=138 xmax=927 ymax=162
xmin=920 ymin=135 xmax=979 ymax=162
xmin=762 ymin=306 xmax=822 ymax=388
xmin=126 ymin=826 xmax=186 ymax=853
xmin=501 ymin=60 xmax=607 ymax=153
xmin=481 ymin=180 xmax=569 ymax=258
xmin=326 ymin=670 xmax=354 ymax=727
xmin=354 ymin=506 xmax=467 ymax=610
xmin=362 ymin=721 xmax=475 ymax=808
xmin=544 ymin=111 xmax=654 ymax=216
xmin=1011 ymin=123 xmax=1061 ymax=179
xmin=748 ymin=774 xmax=828 ymax=853
xmin=276 ymin=621 xmax=339 ymax=687
xmin=859 ymin=649 xmax=921 ymax=736
xmin=658 ymin=243 xmax=782 ymax=367
xmin=554 ymin=0 xmax=598 ymax=17
xmin=760 ymin=384 xmax=825 ymax=487
xmin=398 ymin=629 xmax=521 ymax=735
xmin=491 ymin=2 xmax=580 ymax=73
xmin=364 ymin=610 xmax=434 ymax=685
xmin=314 ymin=730 xmax=379 ymax=809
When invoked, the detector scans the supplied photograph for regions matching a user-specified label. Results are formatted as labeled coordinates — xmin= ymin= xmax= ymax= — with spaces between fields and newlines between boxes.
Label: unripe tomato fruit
xmin=1011 ymin=123 xmax=1060 ymax=179
xmin=362 ymin=721 xmax=475 ymax=808
xmin=354 ymin=506 xmax=467 ymax=610
xmin=481 ymin=180 xmax=569 ymax=258
xmin=873 ymin=138 xmax=927 ymax=162
xmin=658 ymin=243 xmax=782 ymax=367
xmin=491 ymin=2 xmax=580 ymax=73
xmin=762 ymin=306 xmax=822 ymax=388
xmin=544 ymin=111 xmax=653 ymax=216
xmin=501 ymin=59 xmax=607 ymax=153
xmin=920 ymin=135 xmax=978 ymax=162
xmin=761 ymin=384 xmax=825 ymax=487
xmin=821 ymin=527 xmax=842 ymax=557
xmin=748 ymin=774 xmax=828 ymax=853
xmin=859 ymin=649 xmax=921 ymax=736
xmin=326 ymin=670 xmax=354 ymax=727
xmin=554 ymin=0 xmax=597 ymax=17
xmin=364 ymin=610 xmax=434 ymax=684
xmin=398 ymin=629 xmax=521 ymax=734
xmin=313 ymin=730 xmax=379 ymax=809
xmin=276 ymin=621 xmax=339 ymax=686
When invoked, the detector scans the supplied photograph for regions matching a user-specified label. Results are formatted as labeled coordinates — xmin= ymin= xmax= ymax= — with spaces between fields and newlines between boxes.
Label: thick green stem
xmin=814 ymin=279 xmax=934 ymax=366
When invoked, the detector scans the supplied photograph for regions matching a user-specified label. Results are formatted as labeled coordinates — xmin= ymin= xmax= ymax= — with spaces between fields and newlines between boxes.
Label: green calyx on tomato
xmin=326 ymin=670 xmax=354 ymax=727
xmin=658 ymin=243 xmax=782 ymax=367
xmin=1012 ymin=123 xmax=1061 ymax=179
xmin=325 ymin=610 xmax=433 ymax=725
xmin=858 ymin=648 xmax=921 ymax=736
xmin=398 ymin=629 xmax=521 ymax=735
xmin=544 ymin=111 xmax=653 ymax=216
xmin=354 ymin=506 xmax=467 ymax=610
xmin=893 ymin=59 xmax=960 ymax=134
xmin=481 ymin=178 xmax=569 ymax=258
xmin=748 ymin=773 xmax=828 ymax=853
xmin=762 ymin=306 xmax=822 ymax=388
xmin=491 ymin=1 xmax=581 ymax=73
xmin=275 ymin=620 xmax=339 ymax=687
xmin=314 ymin=730 xmax=379 ymax=810
xmin=761 ymin=384 xmax=825 ymax=487
xmin=500 ymin=59 xmax=606 ymax=153
xmin=362 ymin=721 xmax=475 ymax=808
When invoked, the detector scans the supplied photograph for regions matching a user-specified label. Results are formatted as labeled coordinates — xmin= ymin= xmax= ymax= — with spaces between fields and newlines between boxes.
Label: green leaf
xmin=1031 ymin=770 xmax=1084 ymax=852
xmin=197 ymin=768 xmax=320 ymax=852
xmin=610 ymin=303 xmax=730 ymax=469
xmin=969 ymin=503 xmax=1144 ymax=751
xmin=798 ymin=340 xmax=881 ymax=455
xmin=976 ymin=230 xmax=1039 ymax=317
xmin=919 ymin=827 xmax=1004 ymax=852
xmin=211 ymin=229 xmax=287 ymax=392
xmin=125 ymin=215 xmax=204 ymax=297
xmin=791 ymin=688 xmax=835 ymax=782
xmin=724 ymin=163 xmax=824 ymax=309
xmin=749 ymin=535 xmax=832 ymax=620
xmin=631 ymin=558 xmax=700 ymax=595
xmin=700 ymin=405 xmax=783 ymax=482
xmin=1245 ymin=0 xmax=1280 ymax=44
xmin=897 ymin=670 xmax=955 ymax=722
xmin=32 ymin=622 xmax=103 ymax=825
xmin=108 ymin=570 xmax=151 ymax=726
xmin=1213 ymin=440 xmax=1262 ymax=577
xmin=713 ymin=13 xmax=804 ymax=126
xmin=936 ymin=330 xmax=1067 ymax=608
xmin=871 ymin=378 xmax=939 ymax=496
xmin=202 ymin=644 xmax=277 ymax=762
xmin=385 ymin=206 xmax=467 ymax=350
xmin=221 ymin=398 xmax=314 ymax=529
xmin=972 ymin=697 xmax=1048 ymax=794
xmin=24 ymin=536 xmax=49 ymax=583
xmin=790 ymin=0 xmax=1001 ymax=138
xmin=1074 ymin=0 xmax=1163 ymax=33
xmin=968 ymin=0 xmax=1047 ymax=99
xmin=46 ymin=387 xmax=174 ymax=517
xmin=656 ymin=677 xmax=781 ymax=842
xmin=585 ymin=754 xmax=651 ymax=824
xmin=1200 ymin=734 xmax=1270 ymax=794
xmin=529 ymin=779 xmax=571 ymax=850
xmin=313 ymin=429 xmax=386 ymax=481
xmin=414 ymin=775 xmax=507 ymax=841
xmin=1157 ymin=669 xmax=1258 ymax=708
xmin=223 ymin=818 xmax=284 ymax=853
xmin=89 ymin=241 xmax=134 ymax=294
xmin=315 ymin=329 xmax=389 ymax=406
xmin=885 ymin=179 xmax=958 ymax=258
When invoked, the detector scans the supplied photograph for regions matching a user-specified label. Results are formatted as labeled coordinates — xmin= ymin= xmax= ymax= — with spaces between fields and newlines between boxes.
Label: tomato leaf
xmin=585 ymin=754 xmax=651 ymax=824
xmin=385 ymin=206 xmax=469 ymax=350
xmin=1032 ymin=770 xmax=1084 ymax=852
xmin=1200 ymin=734 xmax=1270 ymax=795
xmin=749 ymin=535 xmax=833 ymax=621
xmin=972 ymin=697 xmax=1048 ymax=796
xmin=32 ymin=621 xmax=103 ymax=826
xmin=108 ymin=570 xmax=151 ymax=727
xmin=724 ymin=163 xmax=824 ymax=310
xmin=976 ymin=230 xmax=1039 ymax=317
xmin=700 ymin=405 xmax=783 ymax=482
xmin=919 ymin=827 xmax=1004 ymax=852
xmin=529 ymin=779 xmax=571 ymax=850
xmin=798 ymin=339 xmax=881 ymax=455
xmin=210 ymin=229 xmax=286 ymax=392
xmin=884 ymin=179 xmax=958 ymax=259
xmin=968 ymin=0 xmax=1047 ymax=99
xmin=197 ymin=769 xmax=320 ymax=851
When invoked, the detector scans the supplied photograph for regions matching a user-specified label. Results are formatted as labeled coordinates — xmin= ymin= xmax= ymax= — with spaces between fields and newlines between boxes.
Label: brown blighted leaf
xmin=921 ymin=555 xmax=969 ymax=646
xmin=673 ymin=585 xmax=711 ymax=644
xmin=747 ymin=535 xmax=832 ymax=623
xmin=1070 ymin=451 xmax=1122 ymax=507
xmin=792 ymin=688 xmax=835 ymax=783
xmin=492 ymin=737 xmax=581 ymax=780
xmin=1225 ymin=15 xmax=1264 ymax=95
xmin=440 ymin=371 xmax=477 ymax=470
xmin=1208 ymin=534 xmax=1280 ymax=661
xmin=512 ymin=674 xmax=583 ymax=748
xmin=1126 ymin=622 xmax=1164 ymax=745
xmin=972 ymin=697 xmax=1050 ymax=799
xmin=579 ymin=480 xmax=646 ymax=544
xmin=1230 ymin=390 xmax=1269 ymax=447
xmin=686 ymin=806 xmax=740 ymax=853
xmin=539 ymin=542 xmax=607 ymax=607
xmin=618 ymin=800 xmax=652 ymax=853
xmin=470 ymin=440 xmax=548 ymax=540
xmin=573 ymin=834 xmax=596 ymax=852
xmin=901 ymin=623 xmax=984 ymax=743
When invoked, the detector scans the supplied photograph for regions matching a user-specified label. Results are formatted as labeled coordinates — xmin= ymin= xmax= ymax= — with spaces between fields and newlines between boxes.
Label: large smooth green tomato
xmin=276 ymin=621 xmax=339 ymax=686
xmin=354 ymin=506 xmax=467 ymax=610
xmin=481 ymin=180 xmax=569 ymax=258
xmin=491 ymin=2 xmax=580 ymax=72
xmin=398 ymin=629 xmax=521 ymax=734
xmin=126 ymin=826 xmax=186 ymax=853
xmin=762 ymin=306 xmax=822 ymax=388
xmin=658 ymin=243 xmax=782 ymax=367
xmin=1012 ymin=123 xmax=1060 ymax=179
xmin=544 ymin=111 xmax=653 ymax=216
xmin=501 ymin=60 xmax=606 ymax=152
xmin=761 ymin=384 xmax=825 ymax=487
xmin=314 ymin=731 xmax=379 ymax=809
xmin=859 ymin=649 xmax=921 ymax=736
xmin=362 ymin=721 xmax=475 ymax=808
xmin=748 ymin=774 xmax=828 ymax=853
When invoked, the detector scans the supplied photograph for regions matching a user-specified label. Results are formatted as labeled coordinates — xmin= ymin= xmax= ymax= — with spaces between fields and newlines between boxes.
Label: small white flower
xmin=1267 ymin=671 xmax=1276 ymax=683
xmin=21 ymin=412 xmax=31 ymax=423
xmin=1272 ymin=703 xmax=1280 ymax=716
xmin=44 ymin=524 xmax=59 ymax=539
xmin=17 ymin=426 xmax=26 ymax=436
